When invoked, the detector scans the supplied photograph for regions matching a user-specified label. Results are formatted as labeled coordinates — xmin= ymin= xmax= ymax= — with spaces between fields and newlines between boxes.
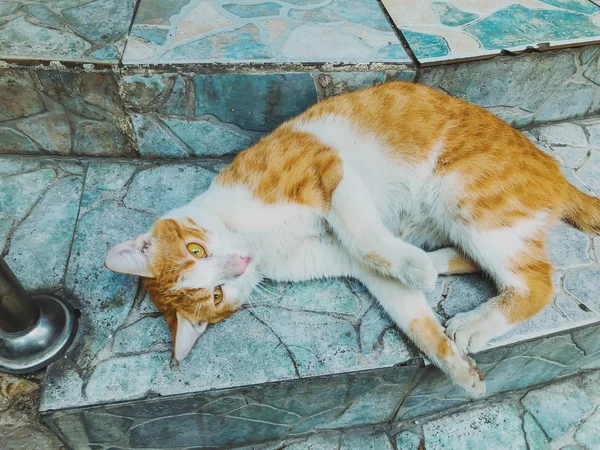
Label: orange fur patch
xmin=365 ymin=252 xmax=392 ymax=271
xmin=447 ymin=255 xmax=478 ymax=275
xmin=499 ymin=239 xmax=554 ymax=324
xmin=410 ymin=316 xmax=451 ymax=359
xmin=290 ymin=81 xmax=572 ymax=231
xmin=216 ymin=130 xmax=343 ymax=210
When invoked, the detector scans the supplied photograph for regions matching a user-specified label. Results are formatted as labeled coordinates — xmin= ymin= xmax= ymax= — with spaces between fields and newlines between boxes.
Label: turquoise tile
xmin=423 ymin=402 xmax=526 ymax=450
xmin=420 ymin=46 xmax=600 ymax=126
xmin=340 ymin=429 xmax=394 ymax=450
xmin=133 ymin=0 xmax=191 ymax=26
xmin=396 ymin=431 xmax=422 ymax=450
xmin=161 ymin=116 xmax=261 ymax=156
xmin=522 ymin=380 xmax=594 ymax=441
xmin=166 ymin=24 xmax=273 ymax=62
xmin=466 ymin=5 xmax=600 ymax=51
xmin=223 ymin=2 xmax=282 ymax=18
xmin=432 ymin=2 xmax=479 ymax=27
xmin=382 ymin=1 xmax=600 ymax=63
xmin=89 ymin=44 xmax=120 ymax=61
xmin=21 ymin=4 xmax=63 ymax=29
xmin=130 ymin=27 xmax=169 ymax=46
xmin=129 ymin=113 xmax=189 ymax=158
xmin=5 ymin=175 xmax=84 ymax=290
xmin=288 ymin=0 xmax=391 ymax=32
xmin=123 ymin=164 xmax=214 ymax=215
xmin=0 ymin=218 xmax=11 ymax=251
xmin=0 ymin=168 xmax=56 ymax=220
xmin=193 ymin=73 xmax=317 ymax=132
xmin=402 ymin=30 xmax=449 ymax=59
xmin=540 ymin=0 xmax=599 ymax=15
xmin=0 ymin=69 xmax=132 ymax=157
xmin=62 ymin=0 xmax=136 ymax=45
xmin=159 ymin=77 xmax=187 ymax=116
xmin=124 ymin=0 xmax=407 ymax=63
xmin=0 ymin=0 xmax=136 ymax=63
xmin=523 ymin=413 xmax=550 ymax=450
xmin=575 ymin=408 xmax=600 ymax=450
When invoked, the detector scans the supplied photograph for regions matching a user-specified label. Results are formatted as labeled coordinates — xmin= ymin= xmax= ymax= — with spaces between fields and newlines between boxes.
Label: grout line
xmin=374 ymin=0 xmax=422 ymax=75
xmin=118 ymin=0 xmax=143 ymax=68
xmin=61 ymin=161 xmax=89 ymax=288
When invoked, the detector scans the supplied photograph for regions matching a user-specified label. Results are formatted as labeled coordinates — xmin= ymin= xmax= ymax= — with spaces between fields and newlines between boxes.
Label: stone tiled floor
xmin=249 ymin=371 xmax=600 ymax=450
xmin=123 ymin=0 xmax=411 ymax=64
xmin=0 ymin=0 xmax=137 ymax=63
xmin=2 ymin=0 xmax=600 ymax=66
xmin=381 ymin=0 xmax=600 ymax=64
xmin=0 ymin=116 xmax=597 ymax=409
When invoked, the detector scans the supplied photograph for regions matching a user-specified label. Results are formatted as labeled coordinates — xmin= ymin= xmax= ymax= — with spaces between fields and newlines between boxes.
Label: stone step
xmin=0 ymin=115 xmax=596 ymax=449
xmin=229 ymin=369 xmax=600 ymax=450
xmin=1 ymin=1 xmax=600 ymax=159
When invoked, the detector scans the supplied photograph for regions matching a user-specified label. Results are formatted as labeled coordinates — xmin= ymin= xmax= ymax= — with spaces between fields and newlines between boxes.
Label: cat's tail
xmin=561 ymin=182 xmax=600 ymax=234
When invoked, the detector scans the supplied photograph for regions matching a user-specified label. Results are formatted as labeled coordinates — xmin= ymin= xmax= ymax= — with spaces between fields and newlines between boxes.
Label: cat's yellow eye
xmin=214 ymin=286 xmax=223 ymax=305
xmin=187 ymin=243 xmax=206 ymax=258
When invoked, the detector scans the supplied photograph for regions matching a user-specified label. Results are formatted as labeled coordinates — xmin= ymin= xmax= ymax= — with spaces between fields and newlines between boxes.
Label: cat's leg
xmin=265 ymin=237 xmax=485 ymax=396
xmin=445 ymin=233 xmax=554 ymax=353
xmin=328 ymin=168 xmax=438 ymax=291
xmin=428 ymin=248 xmax=479 ymax=275
xmin=359 ymin=269 xmax=485 ymax=397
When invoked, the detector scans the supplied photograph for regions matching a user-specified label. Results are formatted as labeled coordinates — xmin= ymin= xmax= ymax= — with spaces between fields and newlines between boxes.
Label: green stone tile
xmin=0 ymin=168 xmax=56 ymax=220
xmin=423 ymin=402 xmax=526 ymax=450
xmin=522 ymin=380 xmax=594 ymax=441
xmin=5 ymin=175 xmax=83 ymax=290
xmin=575 ymin=407 xmax=600 ymax=450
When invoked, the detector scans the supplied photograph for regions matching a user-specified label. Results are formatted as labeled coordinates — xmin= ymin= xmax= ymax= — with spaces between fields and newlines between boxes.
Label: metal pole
xmin=0 ymin=256 xmax=78 ymax=374
xmin=0 ymin=257 xmax=40 ymax=332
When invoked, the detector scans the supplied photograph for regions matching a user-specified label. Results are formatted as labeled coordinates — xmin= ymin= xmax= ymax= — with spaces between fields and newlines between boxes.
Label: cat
xmin=105 ymin=81 xmax=600 ymax=396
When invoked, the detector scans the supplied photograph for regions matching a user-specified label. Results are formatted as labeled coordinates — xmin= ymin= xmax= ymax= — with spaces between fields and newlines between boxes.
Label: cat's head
xmin=104 ymin=214 xmax=257 ymax=361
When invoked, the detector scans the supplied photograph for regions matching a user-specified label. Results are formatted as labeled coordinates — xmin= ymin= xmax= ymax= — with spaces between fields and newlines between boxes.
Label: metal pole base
xmin=0 ymin=294 xmax=78 ymax=374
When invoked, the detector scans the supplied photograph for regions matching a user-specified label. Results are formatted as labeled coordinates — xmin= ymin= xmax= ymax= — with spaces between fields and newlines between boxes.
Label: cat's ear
xmin=166 ymin=312 xmax=208 ymax=362
xmin=104 ymin=233 xmax=154 ymax=278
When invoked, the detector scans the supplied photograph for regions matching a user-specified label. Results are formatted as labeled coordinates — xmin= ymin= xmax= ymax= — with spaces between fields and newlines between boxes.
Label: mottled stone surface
xmin=5 ymin=175 xmax=83 ymax=290
xmin=0 ymin=118 xmax=597 ymax=448
xmin=0 ymin=0 xmax=136 ymax=63
xmin=420 ymin=45 xmax=600 ymax=127
xmin=123 ymin=70 xmax=416 ymax=157
xmin=423 ymin=402 xmax=526 ymax=449
xmin=523 ymin=381 xmax=594 ymax=440
xmin=382 ymin=0 xmax=600 ymax=63
xmin=0 ymin=373 xmax=65 ymax=450
xmin=123 ymin=0 xmax=410 ymax=64
xmin=0 ymin=69 xmax=135 ymax=157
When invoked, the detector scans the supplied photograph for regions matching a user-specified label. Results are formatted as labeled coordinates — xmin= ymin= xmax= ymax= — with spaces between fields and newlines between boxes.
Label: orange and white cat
xmin=105 ymin=81 xmax=600 ymax=396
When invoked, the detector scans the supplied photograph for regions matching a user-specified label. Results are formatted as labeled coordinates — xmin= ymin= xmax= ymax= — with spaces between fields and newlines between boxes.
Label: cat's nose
xmin=228 ymin=255 xmax=252 ymax=277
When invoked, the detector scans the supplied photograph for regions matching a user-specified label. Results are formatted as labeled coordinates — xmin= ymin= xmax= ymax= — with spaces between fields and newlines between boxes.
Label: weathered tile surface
xmin=0 ymin=69 xmax=135 ymax=157
xmin=0 ymin=157 xmax=84 ymax=292
xmin=123 ymin=0 xmax=410 ymax=64
xmin=0 ymin=0 xmax=136 ymax=63
xmin=420 ymin=45 xmax=600 ymax=127
xmin=39 ymin=157 xmax=421 ymax=427
xmin=0 ymin=118 xmax=593 ymax=449
xmin=122 ymin=70 xmax=416 ymax=157
xmin=381 ymin=0 xmax=600 ymax=64
xmin=423 ymin=402 xmax=526 ymax=449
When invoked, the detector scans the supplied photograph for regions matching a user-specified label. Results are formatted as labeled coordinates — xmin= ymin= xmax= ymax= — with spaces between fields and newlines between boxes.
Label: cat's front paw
xmin=396 ymin=248 xmax=438 ymax=292
xmin=445 ymin=307 xmax=507 ymax=353
xmin=452 ymin=350 xmax=486 ymax=398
